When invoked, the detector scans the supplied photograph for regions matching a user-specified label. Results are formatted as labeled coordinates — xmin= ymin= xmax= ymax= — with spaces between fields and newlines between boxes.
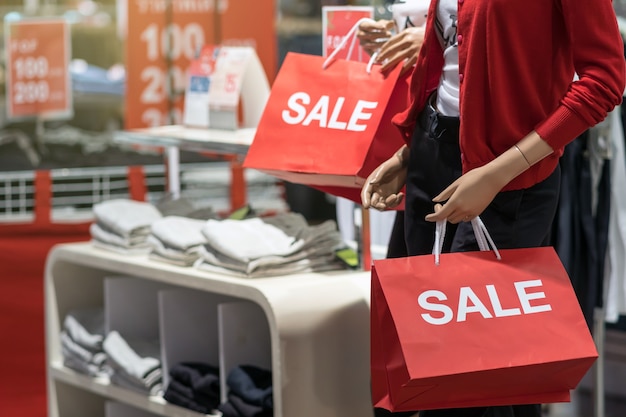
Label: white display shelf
xmin=113 ymin=125 xmax=256 ymax=156
xmin=49 ymin=362 xmax=212 ymax=417
xmin=113 ymin=125 xmax=257 ymax=204
xmin=45 ymin=242 xmax=374 ymax=417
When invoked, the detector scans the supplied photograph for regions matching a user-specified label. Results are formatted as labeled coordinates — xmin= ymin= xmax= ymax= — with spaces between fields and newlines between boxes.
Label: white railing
xmin=0 ymin=162 xmax=286 ymax=223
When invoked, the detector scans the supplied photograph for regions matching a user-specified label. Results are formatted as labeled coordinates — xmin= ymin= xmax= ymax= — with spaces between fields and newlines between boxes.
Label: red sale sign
xmin=124 ymin=0 xmax=277 ymax=129
xmin=125 ymin=0 xmax=216 ymax=129
xmin=322 ymin=6 xmax=374 ymax=62
xmin=220 ymin=0 xmax=277 ymax=83
xmin=4 ymin=17 xmax=72 ymax=120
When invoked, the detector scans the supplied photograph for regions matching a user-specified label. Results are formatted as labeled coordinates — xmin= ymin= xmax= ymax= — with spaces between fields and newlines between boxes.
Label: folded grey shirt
xmin=104 ymin=332 xmax=161 ymax=375
xmin=64 ymin=308 xmax=105 ymax=352
xmin=200 ymin=213 xmax=337 ymax=262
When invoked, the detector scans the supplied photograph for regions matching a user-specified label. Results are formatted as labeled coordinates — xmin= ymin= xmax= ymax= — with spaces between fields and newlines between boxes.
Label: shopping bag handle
xmin=322 ymin=17 xmax=379 ymax=74
xmin=433 ymin=217 xmax=501 ymax=265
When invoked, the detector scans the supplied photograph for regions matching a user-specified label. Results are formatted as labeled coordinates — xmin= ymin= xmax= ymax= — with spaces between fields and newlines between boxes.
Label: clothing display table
xmin=45 ymin=242 xmax=374 ymax=417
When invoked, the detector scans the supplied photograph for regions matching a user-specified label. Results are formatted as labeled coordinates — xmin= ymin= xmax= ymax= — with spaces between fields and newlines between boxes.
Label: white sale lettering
xmin=418 ymin=279 xmax=552 ymax=325
xmin=281 ymin=92 xmax=377 ymax=131
xmin=515 ymin=280 xmax=552 ymax=314
xmin=457 ymin=287 xmax=493 ymax=322
xmin=417 ymin=290 xmax=453 ymax=325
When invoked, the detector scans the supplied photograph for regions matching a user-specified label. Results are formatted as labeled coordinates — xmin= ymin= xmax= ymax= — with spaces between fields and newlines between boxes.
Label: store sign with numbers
xmin=125 ymin=0 xmax=216 ymax=129
xmin=322 ymin=6 xmax=374 ymax=62
xmin=124 ymin=0 xmax=276 ymax=130
xmin=4 ymin=17 xmax=72 ymax=120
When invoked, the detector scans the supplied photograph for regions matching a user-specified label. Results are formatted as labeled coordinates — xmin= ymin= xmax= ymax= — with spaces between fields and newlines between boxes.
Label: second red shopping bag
xmin=243 ymin=51 xmax=408 ymax=203
xmin=371 ymin=244 xmax=598 ymax=412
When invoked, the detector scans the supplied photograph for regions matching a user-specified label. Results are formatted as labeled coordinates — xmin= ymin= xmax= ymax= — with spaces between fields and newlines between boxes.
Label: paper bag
xmin=371 ymin=246 xmax=598 ymax=412
xmin=243 ymin=51 xmax=408 ymax=203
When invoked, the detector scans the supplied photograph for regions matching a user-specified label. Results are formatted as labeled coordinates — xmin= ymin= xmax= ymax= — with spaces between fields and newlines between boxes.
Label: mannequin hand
xmin=424 ymin=165 xmax=507 ymax=224
xmin=361 ymin=146 xmax=409 ymax=210
xmin=377 ymin=26 xmax=425 ymax=74
xmin=357 ymin=19 xmax=395 ymax=56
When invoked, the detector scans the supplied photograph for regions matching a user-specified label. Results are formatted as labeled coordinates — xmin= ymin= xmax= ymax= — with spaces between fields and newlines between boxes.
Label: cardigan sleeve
xmin=535 ymin=0 xmax=625 ymax=150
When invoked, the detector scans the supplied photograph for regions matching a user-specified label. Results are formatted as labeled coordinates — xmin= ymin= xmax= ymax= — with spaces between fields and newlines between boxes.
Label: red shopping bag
xmin=371 ymin=246 xmax=598 ymax=412
xmin=243 ymin=51 xmax=409 ymax=203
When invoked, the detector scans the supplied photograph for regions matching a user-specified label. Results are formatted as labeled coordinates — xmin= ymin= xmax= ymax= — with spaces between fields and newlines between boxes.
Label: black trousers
xmin=398 ymin=102 xmax=559 ymax=417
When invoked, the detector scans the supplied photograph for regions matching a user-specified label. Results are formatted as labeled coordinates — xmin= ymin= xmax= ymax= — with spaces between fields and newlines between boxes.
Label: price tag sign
xmin=322 ymin=6 xmax=374 ymax=62
xmin=209 ymin=47 xmax=252 ymax=109
xmin=208 ymin=46 xmax=269 ymax=130
xmin=183 ymin=45 xmax=220 ymax=127
xmin=4 ymin=17 xmax=72 ymax=120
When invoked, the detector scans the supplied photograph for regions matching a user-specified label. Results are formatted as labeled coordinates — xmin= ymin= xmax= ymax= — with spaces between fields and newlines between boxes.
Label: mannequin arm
xmin=425 ymin=132 xmax=554 ymax=224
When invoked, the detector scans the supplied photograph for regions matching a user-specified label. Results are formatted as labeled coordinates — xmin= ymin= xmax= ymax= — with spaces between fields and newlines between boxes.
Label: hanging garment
xmin=604 ymin=105 xmax=626 ymax=322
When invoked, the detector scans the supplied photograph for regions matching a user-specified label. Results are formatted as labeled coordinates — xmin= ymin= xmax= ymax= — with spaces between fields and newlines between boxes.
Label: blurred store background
xmin=0 ymin=3 xmax=392 ymax=417
xmin=0 ymin=0 xmax=396 ymax=224
xmin=3 ymin=2 xmax=626 ymax=417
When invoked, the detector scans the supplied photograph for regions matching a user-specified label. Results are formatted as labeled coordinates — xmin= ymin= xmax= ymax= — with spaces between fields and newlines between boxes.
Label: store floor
xmin=544 ymin=388 xmax=626 ymax=417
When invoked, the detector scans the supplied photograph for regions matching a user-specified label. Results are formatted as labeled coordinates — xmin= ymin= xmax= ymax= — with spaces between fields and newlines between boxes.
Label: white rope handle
xmin=433 ymin=219 xmax=447 ymax=265
xmin=471 ymin=217 xmax=501 ymax=259
xmin=322 ymin=17 xmax=378 ymax=71
xmin=365 ymin=50 xmax=379 ymax=74
xmin=432 ymin=217 xmax=501 ymax=265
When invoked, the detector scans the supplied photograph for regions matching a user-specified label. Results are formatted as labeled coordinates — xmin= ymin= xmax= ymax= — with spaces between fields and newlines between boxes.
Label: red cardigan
xmin=393 ymin=0 xmax=626 ymax=191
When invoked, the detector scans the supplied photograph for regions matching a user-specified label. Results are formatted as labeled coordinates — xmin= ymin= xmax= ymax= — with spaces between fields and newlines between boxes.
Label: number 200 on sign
xmin=13 ymin=81 xmax=49 ymax=104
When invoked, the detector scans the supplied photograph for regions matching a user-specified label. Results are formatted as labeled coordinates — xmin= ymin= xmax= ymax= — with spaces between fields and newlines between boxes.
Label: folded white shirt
xmin=90 ymin=223 xmax=151 ymax=249
xmin=201 ymin=217 xmax=300 ymax=262
xmin=93 ymin=199 xmax=162 ymax=238
xmin=150 ymin=216 xmax=208 ymax=251
xmin=197 ymin=232 xmax=343 ymax=275
xmin=147 ymin=235 xmax=201 ymax=266
xmin=195 ymin=254 xmax=344 ymax=278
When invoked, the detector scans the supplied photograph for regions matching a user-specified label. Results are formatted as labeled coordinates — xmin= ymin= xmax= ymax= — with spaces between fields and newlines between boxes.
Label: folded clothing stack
xmin=61 ymin=308 xmax=108 ymax=377
xmin=163 ymin=362 xmax=221 ymax=414
xmin=90 ymin=199 xmax=163 ymax=254
xmin=195 ymin=212 xmax=347 ymax=278
xmin=103 ymin=331 xmax=163 ymax=396
xmin=218 ymin=365 xmax=273 ymax=417
xmin=147 ymin=216 xmax=209 ymax=267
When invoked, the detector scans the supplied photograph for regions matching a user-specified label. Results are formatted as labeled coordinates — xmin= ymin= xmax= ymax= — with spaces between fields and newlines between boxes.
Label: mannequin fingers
xmin=400 ymin=55 xmax=418 ymax=75
xmin=378 ymin=40 xmax=408 ymax=61
xmin=369 ymin=191 xmax=386 ymax=210
xmin=361 ymin=193 xmax=372 ymax=209
xmin=425 ymin=201 xmax=455 ymax=223
xmin=384 ymin=192 xmax=404 ymax=208
xmin=359 ymin=19 xmax=393 ymax=33
xmin=357 ymin=31 xmax=391 ymax=45
xmin=368 ymin=191 xmax=403 ymax=211
xmin=361 ymin=182 xmax=377 ymax=208
xmin=380 ymin=58 xmax=404 ymax=73
xmin=448 ymin=213 xmax=475 ymax=224
xmin=432 ymin=183 xmax=456 ymax=203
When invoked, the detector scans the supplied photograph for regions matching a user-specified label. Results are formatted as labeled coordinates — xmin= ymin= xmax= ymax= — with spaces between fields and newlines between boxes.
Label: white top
xmin=391 ymin=0 xmax=431 ymax=30
xmin=434 ymin=0 xmax=460 ymax=116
